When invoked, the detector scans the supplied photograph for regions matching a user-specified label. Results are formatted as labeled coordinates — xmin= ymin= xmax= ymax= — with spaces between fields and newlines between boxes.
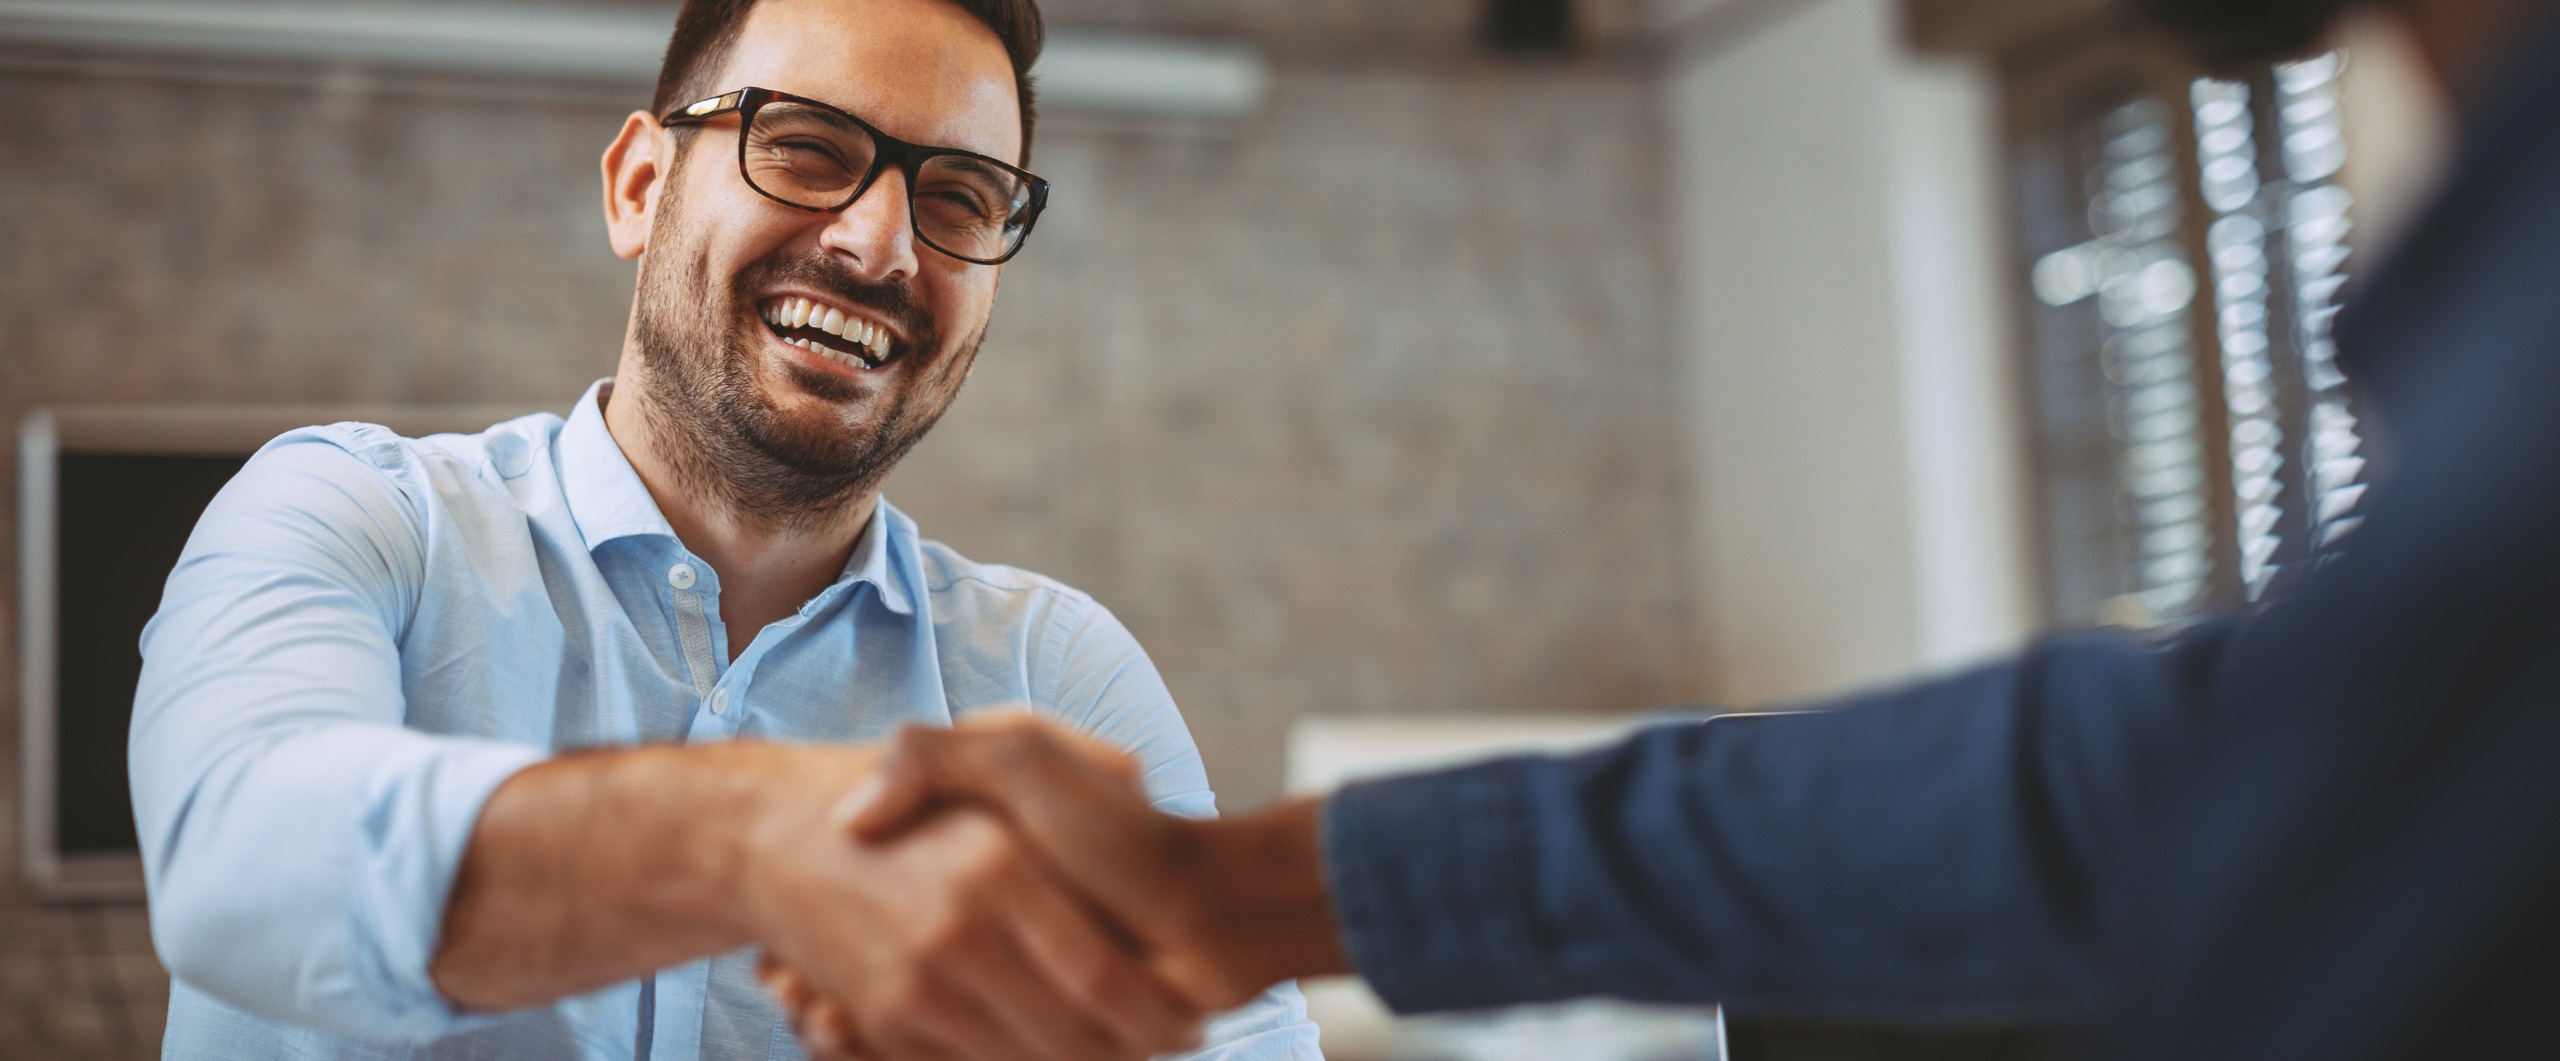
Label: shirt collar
xmin=558 ymin=378 xmax=921 ymax=616
xmin=558 ymin=379 xmax=680 ymax=553
xmin=842 ymin=498 xmax=920 ymax=616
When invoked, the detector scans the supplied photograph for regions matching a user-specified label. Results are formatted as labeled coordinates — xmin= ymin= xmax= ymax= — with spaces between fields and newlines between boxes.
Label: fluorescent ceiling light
xmin=0 ymin=1 xmax=1268 ymax=119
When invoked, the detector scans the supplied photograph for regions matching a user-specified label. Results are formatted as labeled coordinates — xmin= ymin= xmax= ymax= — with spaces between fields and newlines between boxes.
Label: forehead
xmin=714 ymin=0 xmax=1022 ymax=163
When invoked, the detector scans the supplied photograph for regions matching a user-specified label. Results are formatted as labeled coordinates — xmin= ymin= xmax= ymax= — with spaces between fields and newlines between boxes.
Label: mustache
xmin=736 ymin=251 xmax=933 ymax=345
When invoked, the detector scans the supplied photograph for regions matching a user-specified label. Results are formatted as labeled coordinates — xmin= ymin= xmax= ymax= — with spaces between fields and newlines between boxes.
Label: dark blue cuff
xmin=1319 ymin=756 xmax=1560 ymax=1014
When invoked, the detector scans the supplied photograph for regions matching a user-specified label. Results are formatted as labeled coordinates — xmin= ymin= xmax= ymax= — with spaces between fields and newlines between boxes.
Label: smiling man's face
xmin=624 ymin=0 xmax=1023 ymax=523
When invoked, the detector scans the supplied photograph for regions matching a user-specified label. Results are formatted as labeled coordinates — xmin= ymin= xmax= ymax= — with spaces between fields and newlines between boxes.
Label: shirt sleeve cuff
xmin=1319 ymin=757 xmax=1560 ymax=1014
xmin=343 ymin=736 xmax=550 ymax=1038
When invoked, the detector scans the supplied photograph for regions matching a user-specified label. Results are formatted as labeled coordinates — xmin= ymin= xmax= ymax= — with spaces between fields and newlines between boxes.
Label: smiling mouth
xmin=760 ymin=296 xmax=899 ymax=371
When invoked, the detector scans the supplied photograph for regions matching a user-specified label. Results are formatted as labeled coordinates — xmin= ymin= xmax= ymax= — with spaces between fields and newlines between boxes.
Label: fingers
xmin=759 ymin=959 xmax=872 ymax=1061
xmin=767 ymin=952 xmax=1007 ymax=1061
xmin=842 ymin=715 xmax=1237 ymax=1008
xmin=996 ymin=851 xmax=1207 ymax=1054
xmin=842 ymin=714 xmax=1142 ymax=842
xmin=778 ymin=718 xmax=1217 ymax=1060
xmin=798 ymin=998 xmax=864 ymax=1060
xmin=850 ymin=718 xmax=1176 ymax=912
xmin=772 ymin=937 xmax=1187 ymax=1061
xmin=959 ymin=918 xmax=1161 ymax=1061
xmin=762 ymin=805 xmax=1195 ymax=1061
xmin=901 ymin=972 xmax=1055 ymax=1061
xmin=914 ymin=823 xmax=1200 ymax=1061
xmin=831 ymin=762 xmax=928 ymax=841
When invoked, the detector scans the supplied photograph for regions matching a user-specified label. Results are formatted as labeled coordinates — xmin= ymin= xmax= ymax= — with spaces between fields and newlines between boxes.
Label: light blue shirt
xmin=130 ymin=380 xmax=1320 ymax=1061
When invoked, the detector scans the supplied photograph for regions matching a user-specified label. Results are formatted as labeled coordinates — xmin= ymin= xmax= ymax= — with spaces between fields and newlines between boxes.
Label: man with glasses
xmin=126 ymin=0 xmax=1318 ymax=1059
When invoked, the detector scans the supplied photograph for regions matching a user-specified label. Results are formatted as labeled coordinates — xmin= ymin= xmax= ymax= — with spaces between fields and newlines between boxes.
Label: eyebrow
xmin=766 ymin=100 xmax=866 ymax=136
xmin=931 ymin=155 xmax=1012 ymax=181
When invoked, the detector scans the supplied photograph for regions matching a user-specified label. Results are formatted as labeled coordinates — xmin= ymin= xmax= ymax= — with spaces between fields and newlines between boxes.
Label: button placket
xmin=665 ymin=556 xmax=721 ymax=702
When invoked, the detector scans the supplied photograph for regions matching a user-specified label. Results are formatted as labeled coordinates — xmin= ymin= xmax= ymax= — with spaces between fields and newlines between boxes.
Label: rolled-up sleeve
xmin=130 ymin=433 xmax=544 ymax=1041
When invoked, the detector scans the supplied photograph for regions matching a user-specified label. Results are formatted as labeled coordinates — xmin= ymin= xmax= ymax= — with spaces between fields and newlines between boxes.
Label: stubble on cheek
xmin=628 ymin=200 xmax=994 ymax=522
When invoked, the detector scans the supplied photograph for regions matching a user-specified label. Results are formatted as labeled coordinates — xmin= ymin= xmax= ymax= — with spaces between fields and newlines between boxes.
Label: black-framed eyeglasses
xmin=662 ymin=87 xmax=1050 ymax=266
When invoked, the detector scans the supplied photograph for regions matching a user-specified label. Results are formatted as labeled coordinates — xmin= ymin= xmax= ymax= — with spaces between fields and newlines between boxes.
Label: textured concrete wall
xmin=0 ymin=45 xmax=1695 ymax=847
xmin=899 ymin=60 xmax=1699 ymax=807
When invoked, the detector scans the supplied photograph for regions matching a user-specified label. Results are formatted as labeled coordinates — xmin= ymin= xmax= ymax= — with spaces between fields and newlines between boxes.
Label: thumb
xmin=830 ymin=732 xmax=940 ymax=841
xmin=875 ymin=716 xmax=1175 ymax=909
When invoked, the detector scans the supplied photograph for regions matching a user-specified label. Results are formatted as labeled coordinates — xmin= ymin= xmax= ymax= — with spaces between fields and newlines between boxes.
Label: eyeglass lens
xmin=744 ymin=100 xmax=1035 ymax=262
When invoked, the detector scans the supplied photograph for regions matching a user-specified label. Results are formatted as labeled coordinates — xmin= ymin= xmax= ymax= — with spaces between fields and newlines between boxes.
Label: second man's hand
xmin=738 ymin=749 xmax=1210 ymax=1061
xmin=761 ymin=713 xmax=1351 ymax=1059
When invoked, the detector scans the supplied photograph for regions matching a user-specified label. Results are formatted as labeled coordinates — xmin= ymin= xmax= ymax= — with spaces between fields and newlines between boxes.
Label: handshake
xmin=748 ymin=714 xmax=1349 ymax=1061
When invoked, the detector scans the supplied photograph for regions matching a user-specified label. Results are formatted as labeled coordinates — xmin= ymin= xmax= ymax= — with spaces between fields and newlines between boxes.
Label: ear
xmin=601 ymin=111 xmax=670 ymax=260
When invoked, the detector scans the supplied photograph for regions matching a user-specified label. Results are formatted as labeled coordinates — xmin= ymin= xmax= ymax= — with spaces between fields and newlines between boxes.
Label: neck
xmin=600 ymin=377 xmax=875 ymax=651
xmin=2393 ymin=0 xmax=2549 ymax=102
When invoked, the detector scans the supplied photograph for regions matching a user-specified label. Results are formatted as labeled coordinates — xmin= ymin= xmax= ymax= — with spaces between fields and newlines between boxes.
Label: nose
xmin=819 ymin=167 xmax=921 ymax=283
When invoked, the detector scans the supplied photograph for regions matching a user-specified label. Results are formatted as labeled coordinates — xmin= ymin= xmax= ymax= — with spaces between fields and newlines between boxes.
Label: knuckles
xmin=1063 ymin=954 xmax=1125 ymax=1008
xmin=943 ymin=819 xmax=1031 ymax=895
xmin=1168 ymin=955 xmax=1262 ymax=1012
xmin=909 ymin=903 xmax=996 ymax=967
xmin=866 ymin=964 xmax=956 ymax=1029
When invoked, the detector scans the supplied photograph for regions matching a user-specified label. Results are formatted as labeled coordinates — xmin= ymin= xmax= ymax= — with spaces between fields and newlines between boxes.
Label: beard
xmin=627 ymin=175 xmax=980 ymax=533
xmin=2129 ymin=0 xmax=2371 ymax=71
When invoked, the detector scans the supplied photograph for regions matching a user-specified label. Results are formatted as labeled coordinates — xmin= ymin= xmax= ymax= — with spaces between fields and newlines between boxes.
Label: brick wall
xmin=0 ymin=26 xmax=1698 ymax=1056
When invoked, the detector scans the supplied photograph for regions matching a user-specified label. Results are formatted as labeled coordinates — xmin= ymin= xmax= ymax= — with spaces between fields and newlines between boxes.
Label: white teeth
xmin=762 ymin=298 xmax=893 ymax=368
xmin=786 ymin=333 xmax=859 ymax=369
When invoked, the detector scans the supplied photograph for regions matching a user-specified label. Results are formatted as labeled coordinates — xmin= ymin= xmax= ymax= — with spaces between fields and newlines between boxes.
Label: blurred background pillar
xmin=1663 ymin=0 xmax=2035 ymax=707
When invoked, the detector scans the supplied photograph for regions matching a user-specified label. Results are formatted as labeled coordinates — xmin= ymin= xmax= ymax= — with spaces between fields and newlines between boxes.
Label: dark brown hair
xmin=651 ymin=0 xmax=1044 ymax=163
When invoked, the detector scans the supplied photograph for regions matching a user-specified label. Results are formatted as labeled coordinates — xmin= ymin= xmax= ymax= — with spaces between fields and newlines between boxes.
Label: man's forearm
xmin=1195 ymin=799 xmax=1350 ymax=989
xmin=430 ymin=740 xmax=877 ymax=1011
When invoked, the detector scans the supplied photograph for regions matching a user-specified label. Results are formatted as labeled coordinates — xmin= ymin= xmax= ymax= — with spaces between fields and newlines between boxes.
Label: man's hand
xmin=735 ymin=748 xmax=1209 ymax=1061
xmin=843 ymin=714 xmax=1348 ymax=1009
xmin=431 ymin=741 xmax=1204 ymax=1061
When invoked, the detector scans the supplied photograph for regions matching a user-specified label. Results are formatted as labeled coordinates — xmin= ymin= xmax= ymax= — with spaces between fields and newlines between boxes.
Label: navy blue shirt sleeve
xmin=1322 ymin=626 xmax=2220 ymax=1024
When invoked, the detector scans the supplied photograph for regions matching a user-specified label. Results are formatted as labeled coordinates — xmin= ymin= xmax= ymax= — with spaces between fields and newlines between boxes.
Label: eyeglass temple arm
xmin=660 ymin=90 xmax=748 ymax=126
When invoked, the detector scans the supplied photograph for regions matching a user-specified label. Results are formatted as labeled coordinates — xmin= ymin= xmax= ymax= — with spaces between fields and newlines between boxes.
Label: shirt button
xmin=667 ymin=563 xmax=697 ymax=590
xmin=708 ymin=689 xmax=729 ymax=715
